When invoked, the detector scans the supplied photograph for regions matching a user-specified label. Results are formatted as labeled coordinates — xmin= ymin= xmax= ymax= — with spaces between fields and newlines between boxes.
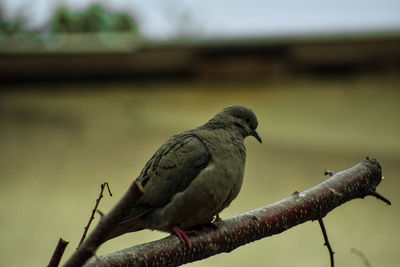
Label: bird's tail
xmin=103 ymin=219 xmax=145 ymax=242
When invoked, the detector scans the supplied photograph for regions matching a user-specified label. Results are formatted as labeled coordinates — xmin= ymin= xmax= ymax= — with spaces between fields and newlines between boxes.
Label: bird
xmin=105 ymin=105 xmax=262 ymax=247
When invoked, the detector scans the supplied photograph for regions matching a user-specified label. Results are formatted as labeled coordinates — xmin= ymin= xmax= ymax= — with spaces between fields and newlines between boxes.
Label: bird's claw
xmin=172 ymin=226 xmax=197 ymax=247
xmin=201 ymin=221 xmax=218 ymax=230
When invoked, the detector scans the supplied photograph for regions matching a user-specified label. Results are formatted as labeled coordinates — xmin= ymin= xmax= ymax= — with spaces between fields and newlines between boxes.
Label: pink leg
xmin=172 ymin=226 xmax=197 ymax=247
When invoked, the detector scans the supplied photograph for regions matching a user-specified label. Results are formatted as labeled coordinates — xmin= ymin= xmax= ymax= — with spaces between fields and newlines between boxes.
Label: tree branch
xmin=318 ymin=218 xmax=334 ymax=267
xmin=48 ymin=238 xmax=69 ymax=267
xmin=350 ymin=248 xmax=373 ymax=267
xmin=78 ymin=182 xmax=113 ymax=248
xmin=63 ymin=181 xmax=144 ymax=267
xmin=81 ymin=157 xmax=389 ymax=267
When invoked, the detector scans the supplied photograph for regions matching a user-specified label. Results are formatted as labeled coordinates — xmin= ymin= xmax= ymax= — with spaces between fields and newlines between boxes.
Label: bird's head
xmin=218 ymin=105 xmax=262 ymax=143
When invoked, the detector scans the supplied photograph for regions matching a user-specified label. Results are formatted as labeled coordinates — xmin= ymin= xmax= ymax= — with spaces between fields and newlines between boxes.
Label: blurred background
xmin=0 ymin=0 xmax=399 ymax=266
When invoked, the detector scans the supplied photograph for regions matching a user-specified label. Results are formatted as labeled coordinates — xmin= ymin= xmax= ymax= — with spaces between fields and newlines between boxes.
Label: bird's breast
xmin=158 ymin=130 xmax=247 ymax=230
xmin=196 ymin=130 xmax=246 ymax=207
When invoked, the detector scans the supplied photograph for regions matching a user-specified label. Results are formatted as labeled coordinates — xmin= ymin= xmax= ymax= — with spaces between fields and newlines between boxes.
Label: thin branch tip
xmin=64 ymin=179 xmax=145 ymax=267
xmin=104 ymin=182 xmax=113 ymax=197
xmin=351 ymin=248 xmax=373 ymax=267
xmin=78 ymin=182 xmax=113 ymax=248
xmin=97 ymin=210 xmax=104 ymax=217
xmin=318 ymin=218 xmax=335 ymax=267
xmin=367 ymin=191 xmax=391 ymax=206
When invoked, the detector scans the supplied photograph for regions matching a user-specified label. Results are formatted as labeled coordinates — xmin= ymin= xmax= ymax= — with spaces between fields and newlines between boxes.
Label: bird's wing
xmin=120 ymin=133 xmax=210 ymax=223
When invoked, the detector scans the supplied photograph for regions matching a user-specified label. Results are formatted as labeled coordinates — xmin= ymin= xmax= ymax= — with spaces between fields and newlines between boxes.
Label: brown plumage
xmin=106 ymin=105 xmax=262 ymax=246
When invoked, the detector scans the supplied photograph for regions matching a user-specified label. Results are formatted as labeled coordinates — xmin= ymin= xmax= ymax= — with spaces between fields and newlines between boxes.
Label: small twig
xmin=321 ymin=169 xmax=335 ymax=267
xmin=64 ymin=180 xmax=144 ymax=267
xmin=97 ymin=210 xmax=104 ymax=217
xmin=318 ymin=218 xmax=335 ymax=267
xmin=351 ymin=248 xmax=373 ymax=267
xmin=78 ymin=182 xmax=113 ymax=248
xmin=48 ymin=238 xmax=69 ymax=267
xmin=104 ymin=182 xmax=113 ymax=197
xmin=367 ymin=191 xmax=391 ymax=206
xmin=324 ymin=170 xmax=334 ymax=177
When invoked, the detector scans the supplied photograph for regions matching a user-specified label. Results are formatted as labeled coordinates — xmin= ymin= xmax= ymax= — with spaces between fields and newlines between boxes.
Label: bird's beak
xmin=252 ymin=129 xmax=262 ymax=143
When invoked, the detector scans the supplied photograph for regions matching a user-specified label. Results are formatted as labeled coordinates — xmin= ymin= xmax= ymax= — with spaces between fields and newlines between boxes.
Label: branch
xmin=350 ymin=248 xmax=373 ymax=267
xmin=78 ymin=182 xmax=113 ymax=248
xmin=318 ymin=218 xmax=334 ymax=267
xmin=366 ymin=191 xmax=391 ymax=205
xmin=319 ymin=170 xmax=335 ymax=267
xmin=48 ymin=238 xmax=69 ymax=267
xmin=82 ymin=157 xmax=389 ymax=267
xmin=63 ymin=181 xmax=144 ymax=267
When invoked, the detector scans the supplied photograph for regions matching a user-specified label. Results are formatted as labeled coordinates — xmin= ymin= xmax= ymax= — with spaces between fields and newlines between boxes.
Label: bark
xmin=48 ymin=238 xmax=69 ymax=267
xmin=81 ymin=158 xmax=387 ymax=267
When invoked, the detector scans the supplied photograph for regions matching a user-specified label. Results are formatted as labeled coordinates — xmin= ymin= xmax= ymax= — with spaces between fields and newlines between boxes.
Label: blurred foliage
xmin=0 ymin=13 xmax=44 ymax=42
xmin=0 ymin=14 xmax=23 ymax=36
xmin=0 ymin=4 xmax=138 ymax=36
xmin=51 ymin=4 xmax=137 ymax=34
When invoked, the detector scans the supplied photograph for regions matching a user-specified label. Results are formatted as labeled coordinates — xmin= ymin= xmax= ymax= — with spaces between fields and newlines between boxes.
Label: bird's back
xmin=106 ymin=105 xmax=259 ymax=241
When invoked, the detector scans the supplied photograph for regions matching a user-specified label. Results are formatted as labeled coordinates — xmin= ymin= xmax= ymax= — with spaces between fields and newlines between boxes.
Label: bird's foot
xmin=200 ymin=221 xmax=218 ymax=230
xmin=172 ymin=226 xmax=197 ymax=247
xmin=197 ymin=215 xmax=221 ymax=231
xmin=214 ymin=214 xmax=222 ymax=222
xmin=202 ymin=214 xmax=222 ymax=229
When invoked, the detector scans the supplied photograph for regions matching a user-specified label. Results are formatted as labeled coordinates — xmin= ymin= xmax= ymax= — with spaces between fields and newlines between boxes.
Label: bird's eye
xmin=245 ymin=118 xmax=250 ymax=123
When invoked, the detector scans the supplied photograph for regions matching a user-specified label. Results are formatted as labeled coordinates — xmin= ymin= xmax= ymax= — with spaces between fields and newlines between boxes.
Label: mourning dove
xmin=106 ymin=105 xmax=262 ymax=246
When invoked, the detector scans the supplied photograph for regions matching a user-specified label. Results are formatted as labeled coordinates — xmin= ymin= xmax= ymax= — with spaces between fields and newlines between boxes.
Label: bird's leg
xmin=202 ymin=221 xmax=218 ymax=229
xmin=201 ymin=216 xmax=221 ymax=230
xmin=196 ymin=215 xmax=222 ymax=231
xmin=172 ymin=226 xmax=197 ymax=247
xmin=207 ymin=213 xmax=222 ymax=228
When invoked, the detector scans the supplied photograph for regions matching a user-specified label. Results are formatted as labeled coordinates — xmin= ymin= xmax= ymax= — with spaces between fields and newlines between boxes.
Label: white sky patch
xmin=1 ymin=0 xmax=399 ymax=39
